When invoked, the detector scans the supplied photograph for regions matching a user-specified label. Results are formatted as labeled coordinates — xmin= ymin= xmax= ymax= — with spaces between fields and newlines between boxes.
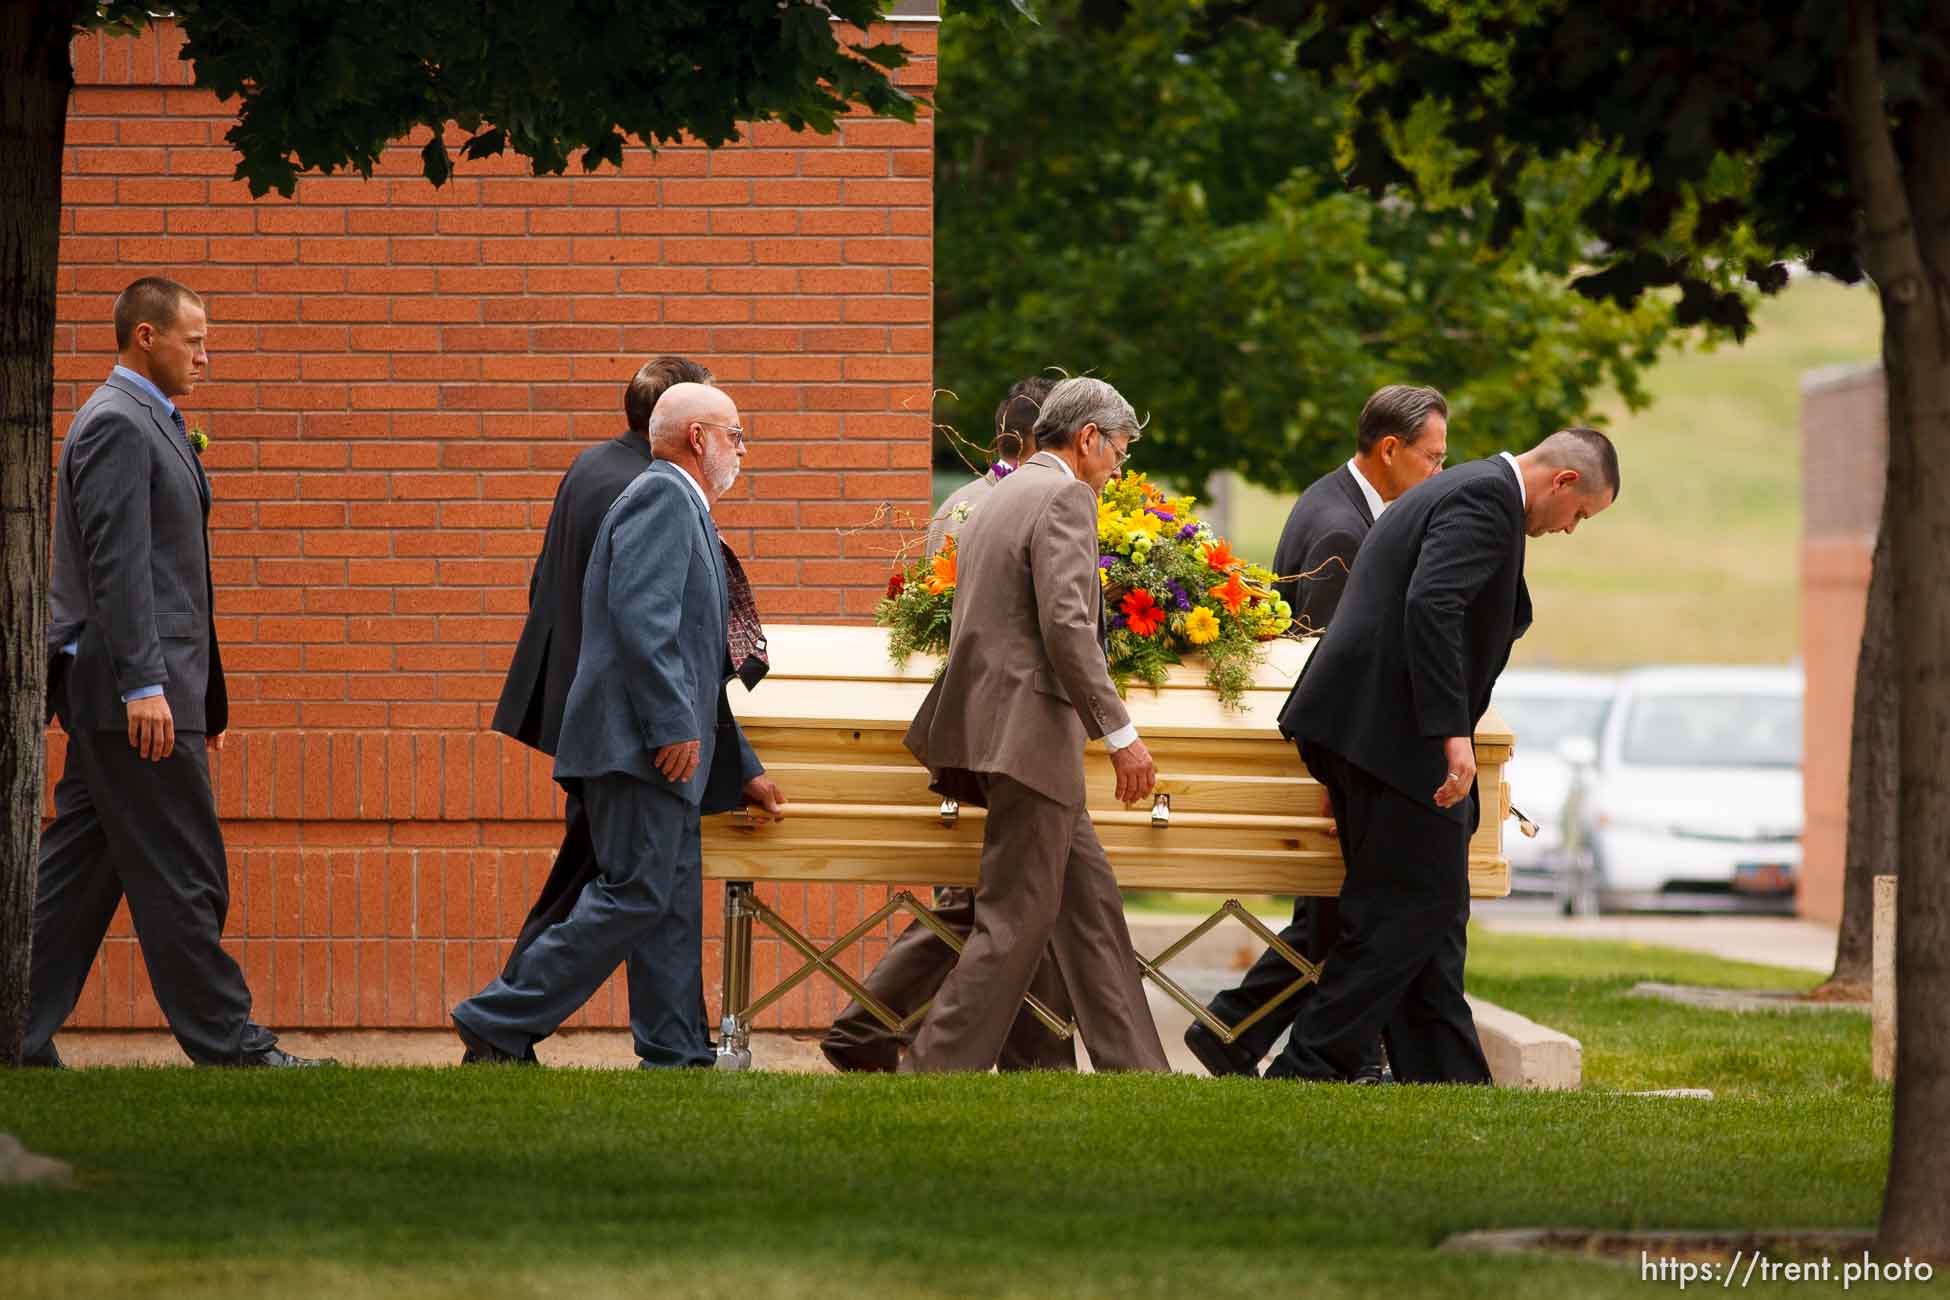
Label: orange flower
xmin=925 ymin=542 xmax=957 ymax=594
xmin=1202 ymin=538 xmax=1238 ymax=571
xmin=1208 ymin=571 xmax=1251 ymax=615
xmin=1119 ymin=588 xmax=1165 ymax=637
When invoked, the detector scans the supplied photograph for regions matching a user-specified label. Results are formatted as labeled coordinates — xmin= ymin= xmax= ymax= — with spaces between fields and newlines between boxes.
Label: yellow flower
xmin=1124 ymin=510 xmax=1163 ymax=538
xmin=1184 ymin=606 xmax=1221 ymax=646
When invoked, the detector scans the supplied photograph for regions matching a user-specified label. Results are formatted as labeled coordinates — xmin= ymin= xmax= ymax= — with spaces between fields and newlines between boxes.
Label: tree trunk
xmin=1876 ymin=255 xmax=1950 ymax=1264
xmin=0 ymin=4 xmax=73 ymax=1065
xmin=1818 ymin=506 xmax=1895 ymax=998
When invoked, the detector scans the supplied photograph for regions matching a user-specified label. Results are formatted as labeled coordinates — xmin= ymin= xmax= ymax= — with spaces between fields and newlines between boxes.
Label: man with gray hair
xmin=1269 ymin=428 xmax=1618 ymax=1084
xmin=454 ymin=383 xmax=786 ymax=1066
xmin=899 ymin=376 xmax=1169 ymax=1073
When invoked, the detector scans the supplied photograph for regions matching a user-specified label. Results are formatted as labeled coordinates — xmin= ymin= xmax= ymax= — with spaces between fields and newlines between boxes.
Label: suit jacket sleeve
xmin=1295 ymin=525 xmax=1363 ymax=631
xmin=1031 ymin=481 xmax=1131 ymax=740
xmin=67 ymin=407 xmax=165 ymax=696
xmin=1403 ymin=484 xmax=1511 ymax=740
xmin=604 ymin=477 xmax=703 ymax=748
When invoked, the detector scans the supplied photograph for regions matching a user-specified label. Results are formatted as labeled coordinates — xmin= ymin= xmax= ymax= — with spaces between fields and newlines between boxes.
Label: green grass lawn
xmin=1226 ymin=274 xmax=1883 ymax=666
xmin=0 ymin=932 xmax=1897 ymax=1300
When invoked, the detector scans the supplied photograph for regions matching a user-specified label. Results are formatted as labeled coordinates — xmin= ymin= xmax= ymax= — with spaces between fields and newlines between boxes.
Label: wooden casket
xmin=699 ymin=624 xmax=1514 ymax=1067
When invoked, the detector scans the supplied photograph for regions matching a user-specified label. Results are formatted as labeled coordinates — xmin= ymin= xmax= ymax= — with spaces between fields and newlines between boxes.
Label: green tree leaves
xmin=935 ymin=0 xmax=1678 ymax=492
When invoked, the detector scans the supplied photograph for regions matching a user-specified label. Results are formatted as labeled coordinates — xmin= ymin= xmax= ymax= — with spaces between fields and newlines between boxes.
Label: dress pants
xmin=455 ymin=773 xmax=710 ymax=1068
xmin=823 ymin=886 xmax=1077 ymax=1072
xmin=1205 ymin=883 xmax=1382 ymax=1073
xmin=27 ymin=720 xmax=276 ymax=1066
xmin=902 ymin=773 xmax=1168 ymax=1074
xmin=500 ymin=786 xmax=710 ymax=1064
xmin=1266 ymin=746 xmax=1491 ymax=1084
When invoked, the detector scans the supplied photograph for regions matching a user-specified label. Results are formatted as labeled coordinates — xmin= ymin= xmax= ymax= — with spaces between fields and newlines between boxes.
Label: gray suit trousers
xmin=29 ymin=726 xmax=275 ymax=1066
xmin=902 ymin=773 xmax=1167 ymax=1074
xmin=454 ymin=772 xmax=710 ymax=1067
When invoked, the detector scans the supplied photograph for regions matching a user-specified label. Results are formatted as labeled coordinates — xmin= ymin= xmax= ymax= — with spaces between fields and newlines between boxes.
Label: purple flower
xmin=1165 ymin=580 xmax=1191 ymax=611
xmin=990 ymin=462 xmax=1015 ymax=480
xmin=1110 ymin=614 xmax=1128 ymax=630
xmin=1146 ymin=505 xmax=1176 ymax=522
xmin=1177 ymin=522 xmax=1199 ymax=541
xmin=1098 ymin=555 xmax=1115 ymax=569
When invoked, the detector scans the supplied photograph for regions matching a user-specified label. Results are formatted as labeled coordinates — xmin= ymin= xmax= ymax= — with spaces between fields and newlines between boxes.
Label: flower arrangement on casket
xmin=876 ymin=471 xmax=1292 ymax=710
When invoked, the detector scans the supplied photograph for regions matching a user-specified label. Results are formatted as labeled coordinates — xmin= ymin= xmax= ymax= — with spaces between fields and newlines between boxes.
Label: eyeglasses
xmin=1105 ymin=430 xmax=1138 ymax=468
xmin=1411 ymin=443 xmax=1447 ymax=470
xmin=696 ymin=420 xmax=747 ymax=449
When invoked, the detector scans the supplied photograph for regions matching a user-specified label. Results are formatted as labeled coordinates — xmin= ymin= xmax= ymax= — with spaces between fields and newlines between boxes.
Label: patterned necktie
xmin=722 ymin=540 xmax=769 ymax=689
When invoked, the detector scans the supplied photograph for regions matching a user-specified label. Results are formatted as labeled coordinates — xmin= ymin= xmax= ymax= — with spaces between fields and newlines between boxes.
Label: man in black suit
xmin=484 ymin=355 xmax=730 ymax=1065
xmin=1187 ymin=384 xmax=1448 ymax=1079
xmin=1269 ymin=428 xmax=1619 ymax=1084
xmin=26 ymin=277 xmax=326 ymax=1069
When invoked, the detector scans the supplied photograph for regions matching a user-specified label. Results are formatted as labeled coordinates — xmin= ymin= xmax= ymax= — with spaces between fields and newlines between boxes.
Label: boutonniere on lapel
xmin=185 ymin=422 xmax=209 ymax=456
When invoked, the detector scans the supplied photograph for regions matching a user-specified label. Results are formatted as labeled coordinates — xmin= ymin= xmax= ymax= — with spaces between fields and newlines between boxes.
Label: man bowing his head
xmin=899 ymin=376 xmax=1170 ymax=1074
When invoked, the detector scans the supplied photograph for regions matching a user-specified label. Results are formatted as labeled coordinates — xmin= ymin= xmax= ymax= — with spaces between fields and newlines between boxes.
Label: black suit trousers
xmin=1266 ymin=746 xmax=1490 ymax=1085
xmin=29 ymin=696 xmax=275 ymax=1066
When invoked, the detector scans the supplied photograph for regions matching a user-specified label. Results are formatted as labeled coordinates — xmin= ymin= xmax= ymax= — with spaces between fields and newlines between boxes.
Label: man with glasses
xmin=823 ymin=375 xmax=1078 ymax=1074
xmin=899 ymin=377 xmax=1168 ymax=1074
xmin=1188 ymin=383 xmax=1448 ymax=1080
xmin=454 ymin=383 xmax=786 ymax=1066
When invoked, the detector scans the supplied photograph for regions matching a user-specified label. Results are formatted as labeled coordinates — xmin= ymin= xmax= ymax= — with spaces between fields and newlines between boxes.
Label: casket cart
xmin=702 ymin=624 xmax=1514 ymax=1069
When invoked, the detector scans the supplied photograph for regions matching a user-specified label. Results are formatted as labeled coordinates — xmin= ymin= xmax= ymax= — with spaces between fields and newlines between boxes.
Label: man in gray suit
xmin=452 ymin=383 xmax=785 ymax=1066
xmin=28 ymin=277 xmax=325 ymax=1068
xmin=900 ymin=377 xmax=1169 ymax=1074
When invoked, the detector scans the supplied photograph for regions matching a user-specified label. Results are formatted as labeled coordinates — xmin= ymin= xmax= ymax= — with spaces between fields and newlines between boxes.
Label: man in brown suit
xmin=823 ymin=375 xmax=1074 ymax=1073
xmin=899 ymin=376 xmax=1170 ymax=1074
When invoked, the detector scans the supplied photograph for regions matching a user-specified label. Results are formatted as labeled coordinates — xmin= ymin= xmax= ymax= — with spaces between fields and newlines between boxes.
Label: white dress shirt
xmin=1499 ymin=451 xmax=1527 ymax=508
xmin=1344 ymin=458 xmax=1389 ymax=520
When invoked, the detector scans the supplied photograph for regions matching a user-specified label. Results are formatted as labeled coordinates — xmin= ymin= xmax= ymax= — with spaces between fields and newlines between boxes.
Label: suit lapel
xmin=649 ymin=461 xmax=729 ymax=625
xmin=109 ymin=374 xmax=207 ymax=511
xmin=1335 ymin=465 xmax=1375 ymax=527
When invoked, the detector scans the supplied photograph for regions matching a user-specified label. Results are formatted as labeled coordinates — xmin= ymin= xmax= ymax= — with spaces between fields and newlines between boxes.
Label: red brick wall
xmin=1798 ymin=363 xmax=1886 ymax=926
xmin=46 ymin=20 xmax=936 ymax=1035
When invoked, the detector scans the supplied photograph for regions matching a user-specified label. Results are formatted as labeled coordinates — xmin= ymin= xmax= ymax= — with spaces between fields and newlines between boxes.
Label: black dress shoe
xmin=237 ymin=1047 xmax=337 ymax=1068
xmin=1184 ymin=1022 xmax=1258 ymax=1078
xmin=20 ymin=1050 xmax=67 ymax=1070
xmin=821 ymin=1042 xmax=897 ymax=1074
xmin=455 ymin=1021 xmax=534 ymax=1066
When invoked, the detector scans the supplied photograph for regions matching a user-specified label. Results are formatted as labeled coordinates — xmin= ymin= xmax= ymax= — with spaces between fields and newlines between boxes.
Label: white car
xmin=1490 ymin=670 xmax=1616 ymax=895
xmin=1558 ymin=665 xmax=1803 ymax=915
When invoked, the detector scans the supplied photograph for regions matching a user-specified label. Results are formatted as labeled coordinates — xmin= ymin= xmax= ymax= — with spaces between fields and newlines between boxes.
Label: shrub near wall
xmin=46 ymin=19 xmax=937 ymax=1035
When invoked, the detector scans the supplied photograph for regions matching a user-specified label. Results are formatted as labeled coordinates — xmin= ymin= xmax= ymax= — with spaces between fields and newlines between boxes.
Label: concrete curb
xmin=1466 ymin=995 xmax=1582 ymax=1090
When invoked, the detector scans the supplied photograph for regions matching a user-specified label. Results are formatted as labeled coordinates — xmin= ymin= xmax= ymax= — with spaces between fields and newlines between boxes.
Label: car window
xmin=1494 ymin=695 xmax=1610 ymax=751
xmin=1619 ymin=692 xmax=1802 ymax=768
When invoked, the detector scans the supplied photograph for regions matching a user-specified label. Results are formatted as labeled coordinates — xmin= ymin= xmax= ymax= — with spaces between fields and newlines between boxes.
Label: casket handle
xmin=1150 ymin=793 xmax=1171 ymax=828
xmin=939 ymin=798 xmax=960 ymax=827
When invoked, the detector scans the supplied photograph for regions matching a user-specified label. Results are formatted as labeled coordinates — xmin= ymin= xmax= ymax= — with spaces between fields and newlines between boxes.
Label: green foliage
xmin=73 ymin=1 xmax=1031 ymax=197
xmin=1219 ymin=0 xmax=1949 ymax=334
xmin=935 ymin=0 xmax=1680 ymax=493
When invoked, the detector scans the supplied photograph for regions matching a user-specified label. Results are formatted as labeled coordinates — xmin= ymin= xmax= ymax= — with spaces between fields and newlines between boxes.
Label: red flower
xmin=1119 ymin=588 xmax=1166 ymax=637
xmin=1208 ymin=571 xmax=1251 ymax=616
xmin=886 ymin=570 xmax=906 ymax=599
xmin=1202 ymin=538 xmax=1238 ymax=571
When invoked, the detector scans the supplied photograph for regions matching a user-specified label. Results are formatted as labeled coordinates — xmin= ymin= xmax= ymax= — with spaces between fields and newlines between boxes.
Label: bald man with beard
xmin=453 ymin=383 xmax=786 ymax=1065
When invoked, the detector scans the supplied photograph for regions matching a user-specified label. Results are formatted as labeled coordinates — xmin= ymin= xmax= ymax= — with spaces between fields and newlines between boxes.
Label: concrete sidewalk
xmin=1471 ymin=905 xmax=1839 ymax=974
